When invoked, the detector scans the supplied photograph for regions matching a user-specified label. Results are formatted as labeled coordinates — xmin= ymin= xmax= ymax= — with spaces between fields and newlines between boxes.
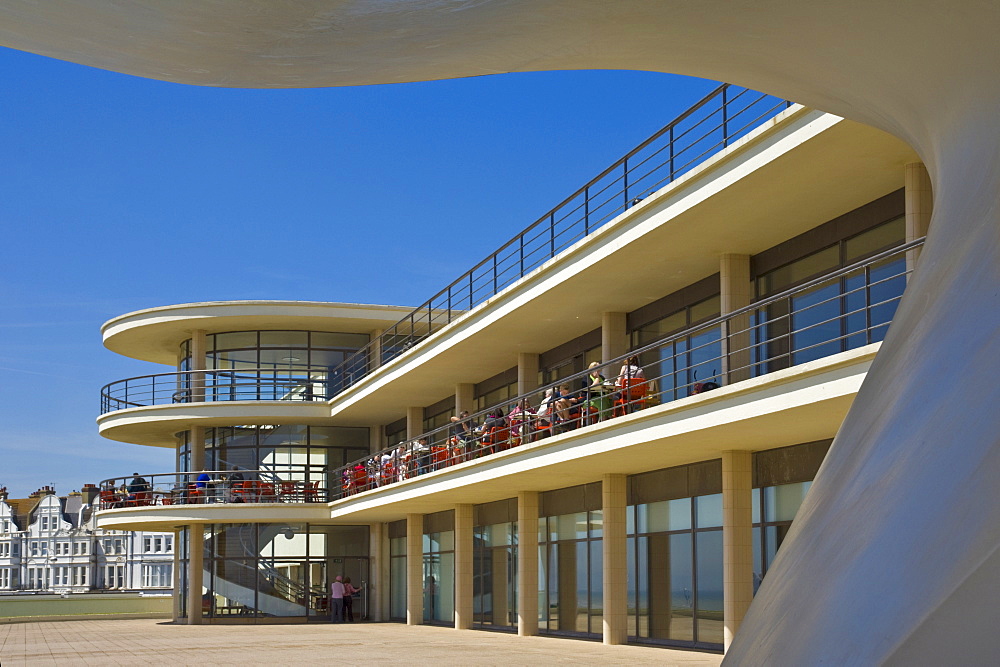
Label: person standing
xmin=343 ymin=576 xmax=362 ymax=622
xmin=330 ymin=575 xmax=346 ymax=623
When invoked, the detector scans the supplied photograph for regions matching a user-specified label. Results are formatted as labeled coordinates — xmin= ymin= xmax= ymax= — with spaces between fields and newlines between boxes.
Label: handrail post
xmin=519 ymin=235 xmax=525 ymax=278
xmin=722 ymin=85 xmax=730 ymax=147
xmin=584 ymin=186 xmax=590 ymax=235
xmin=623 ymin=157 xmax=629 ymax=209
xmin=549 ymin=212 xmax=556 ymax=257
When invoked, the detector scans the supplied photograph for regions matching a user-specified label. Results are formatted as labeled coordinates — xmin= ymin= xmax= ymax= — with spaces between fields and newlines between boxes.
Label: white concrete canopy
xmin=5 ymin=1 xmax=1000 ymax=661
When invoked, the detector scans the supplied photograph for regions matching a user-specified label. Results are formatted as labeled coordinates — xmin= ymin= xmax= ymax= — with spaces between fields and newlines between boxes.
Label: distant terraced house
xmin=0 ymin=485 xmax=173 ymax=594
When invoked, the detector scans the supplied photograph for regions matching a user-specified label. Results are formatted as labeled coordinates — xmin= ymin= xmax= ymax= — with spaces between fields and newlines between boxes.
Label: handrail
xmin=326 ymin=83 xmax=794 ymax=395
xmin=100 ymin=366 xmax=334 ymax=414
xmin=96 ymin=469 xmax=328 ymax=510
xmin=333 ymin=239 xmax=921 ymax=499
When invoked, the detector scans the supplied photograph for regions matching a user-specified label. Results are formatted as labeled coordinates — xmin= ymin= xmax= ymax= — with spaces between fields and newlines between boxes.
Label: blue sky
xmin=0 ymin=45 xmax=718 ymax=498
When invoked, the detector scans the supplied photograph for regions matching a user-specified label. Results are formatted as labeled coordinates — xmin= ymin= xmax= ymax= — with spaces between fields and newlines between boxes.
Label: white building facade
xmin=0 ymin=486 xmax=173 ymax=595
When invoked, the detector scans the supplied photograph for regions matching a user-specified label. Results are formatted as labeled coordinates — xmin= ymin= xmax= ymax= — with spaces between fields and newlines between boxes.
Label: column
xmin=172 ymin=530 xmax=182 ymax=622
xmin=602 ymin=474 xmax=628 ymax=645
xmin=455 ymin=383 xmax=474 ymax=415
xmin=369 ymin=328 xmax=384 ymax=371
xmin=720 ymin=254 xmax=752 ymax=385
xmin=601 ymin=312 xmax=628 ymax=367
xmin=517 ymin=353 xmax=540 ymax=397
xmin=406 ymin=513 xmax=424 ymax=625
xmin=189 ymin=426 xmax=206 ymax=472
xmin=368 ymin=522 xmax=385 ymax=621
xmin=406 ymin=406 xmax=424 ymax=440
xmin=370 ymin=425 xmax=383 ymax=454
xmin=189 ymin=329 xmax=206 ymax=402
xmin=454 ymin=504 xmax=474 ymax=629
xmin=722 ymin=450 xmax=753 ymax=652
xmin=517 ymin=491 xmax=539 ymax=636
xmin=186 ymin=527 xmax=204 ymax=625
xmin=905 ymin=162 xmax=933 ymax=271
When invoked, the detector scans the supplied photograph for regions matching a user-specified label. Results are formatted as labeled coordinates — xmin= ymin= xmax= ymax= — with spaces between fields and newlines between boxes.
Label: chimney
xmin=81 ymin=484 xmax=99 ymax=506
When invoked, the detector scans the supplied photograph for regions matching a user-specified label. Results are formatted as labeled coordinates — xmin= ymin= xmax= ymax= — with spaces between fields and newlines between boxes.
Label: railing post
xmin=722 ymin=85 xmax=730 ymax=146
xmin=469 ymin=272 xmax=474 ymax=309
xmin=623 ymin=157 xmax=629 ymax=209
xmin=865 ymin=265 xmax=873 ymax=344
xmin=669 ymin=126 xmax=675 ymax=181
xmin=493 ymin=254 xmax=498 ymax=294
xmin=519 ymin=235 xmax=525 ymax=278
xmin=549 ymin=212 xmax=556 ymax=257
xmin=584 ymin=186 xmax=590 ymax=235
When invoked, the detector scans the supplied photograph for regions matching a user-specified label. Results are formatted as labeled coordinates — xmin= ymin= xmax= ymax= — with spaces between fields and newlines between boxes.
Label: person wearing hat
xmin=329 ymin=574 xmax=346 ymax=623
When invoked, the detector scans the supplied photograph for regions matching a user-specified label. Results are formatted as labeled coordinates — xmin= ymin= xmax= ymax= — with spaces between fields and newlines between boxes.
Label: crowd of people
xmin=341 ymin=357 xmax=660 ymax=496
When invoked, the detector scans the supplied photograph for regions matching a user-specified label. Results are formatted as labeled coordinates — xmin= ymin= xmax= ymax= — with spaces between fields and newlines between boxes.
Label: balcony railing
xmin=100 ymin=366 xmax=331 ymax=415
xmin=327 ymin=83 xmax=794 ymax=395
xmin=333 ymin=239 xmax=921 ymax=499
xmin=97 ymin=469 xmax=329 ymax=510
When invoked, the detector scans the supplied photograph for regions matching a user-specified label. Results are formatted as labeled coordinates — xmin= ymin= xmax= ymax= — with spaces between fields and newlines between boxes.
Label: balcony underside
xmin=97 ymin=401 xmax=333 ymax=447
xmin=96 ymin=501 xmax=331 ymax=532
xmin=326 ymin=110 xmax=916 ymax=426
xmin=326 ymin=344 xmax=878 ymax=523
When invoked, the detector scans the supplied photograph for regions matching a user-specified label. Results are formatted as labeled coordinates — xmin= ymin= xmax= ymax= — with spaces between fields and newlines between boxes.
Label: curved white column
xmin=4 ymin=0 xmax=1000 ymax=661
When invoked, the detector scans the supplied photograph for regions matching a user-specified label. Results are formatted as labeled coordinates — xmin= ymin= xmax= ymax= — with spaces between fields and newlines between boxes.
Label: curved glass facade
xmin=180 ymin=330 xmax=370 ymax=372
xmin=177 ymin=425 xmax=370 ymax=495
xmin=178 ymin=524 xmax=369 ymax=620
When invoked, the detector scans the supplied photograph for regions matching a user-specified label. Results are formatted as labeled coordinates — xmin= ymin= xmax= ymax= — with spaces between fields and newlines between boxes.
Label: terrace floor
xmin=0 ymin=618 xmax=722 ymax=666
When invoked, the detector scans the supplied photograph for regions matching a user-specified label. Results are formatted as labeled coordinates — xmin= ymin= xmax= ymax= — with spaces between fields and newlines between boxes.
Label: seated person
xmin=508 ymin=398 xmax=536 ymax=443
xmin=126 ymin=473 xmax=150 ymax=503
xmin=554 ymin=383 xmax=583 ymax=430
xmin=616 ymin=355 xmax=645 ymax=386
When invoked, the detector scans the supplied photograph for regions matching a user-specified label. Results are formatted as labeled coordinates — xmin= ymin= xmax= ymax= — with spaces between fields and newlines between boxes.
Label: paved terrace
xmin=0 ymin=619 xmax=722 ymax=666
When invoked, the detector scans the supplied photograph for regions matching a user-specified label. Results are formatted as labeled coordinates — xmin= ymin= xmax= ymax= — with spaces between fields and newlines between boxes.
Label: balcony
xmin=95 ymin=469 xmax=332 ymax=531
xmin=97 ymin=367 xmax=337 ymax=446
xmin=329 ymin=239 xmax=920 ymax=515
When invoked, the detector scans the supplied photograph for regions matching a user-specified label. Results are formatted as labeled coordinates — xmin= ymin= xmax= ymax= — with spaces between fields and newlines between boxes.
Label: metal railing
xmin=333 ymin=239 xmax=920 ymax=499
xmin=327 ymin=84 xmax=794 ymax=394
xmin=100 ymin=366 xmax=332 ymax=414
xmin=97 ymin=469 xmax=328 ymax=510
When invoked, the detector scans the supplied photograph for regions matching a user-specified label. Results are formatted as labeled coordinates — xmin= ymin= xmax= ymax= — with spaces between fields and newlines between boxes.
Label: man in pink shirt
xmin=329 ymin=574 xmax=346 ymax=623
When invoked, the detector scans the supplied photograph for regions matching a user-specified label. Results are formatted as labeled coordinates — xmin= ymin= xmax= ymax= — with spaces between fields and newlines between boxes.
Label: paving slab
xmin=0 ymin=618 xmax=723 ymax=666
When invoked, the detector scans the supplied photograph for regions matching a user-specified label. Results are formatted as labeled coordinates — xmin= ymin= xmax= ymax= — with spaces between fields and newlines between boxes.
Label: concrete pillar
xmin=905 ymin=162 xmax=933 ymax=271
xmin=186 ymin=526 xmax=204 ymax=625
xmin=369 ymin=328 xmax=384 ymax=371
xmin=455 ymin=383 xmax=474 ymax=415
xmin=406 ymin=513 xmax=424 ymax=625
xmin=601 ymin=312 xmax=628 ymax=368
xmin=370 ymin=425 xmax=383 ymax=454
xmin=369 ymin=522 xmax=385 ymax=621
xmin=517 ymin=491 xmax=539 ymax=636
xmin=454 ymin=504 xmax=474 ymax=629
xmin=720 ymin=254 xmax=752 ymax=385
xmin=172 ymin=530 xmax=182 ymax=621
xmin=189 ymin=426 xmax=206 ymax=472
xmin=602 ymin=474 xmax=628 ymax=645
xmin=189 ymin=329 xmax=206 ymax=402
xmin=722 ymin=450 xmax=754 ymax=652
xmin=406 ymin=406 xmax=424 ymax=440
xmin=517 ymin=353 xmax=540 ymax=397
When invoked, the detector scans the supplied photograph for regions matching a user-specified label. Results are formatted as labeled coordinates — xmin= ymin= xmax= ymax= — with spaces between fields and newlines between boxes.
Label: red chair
xmin=259 ymin=482 xmax=277 ymax=502
xmin=351 ymin=465 xmax=369 ymax=494
xmin=431 ymin=445 xmax=449 ymax=470
xmin=279 ymin=481 xmax=298 ymax=502
xmin=302 ymin=480 xmax=320 ymax=502
xmin=613 ymin=378 xmax=648 ymax=417
xmin=99 ymin=488 xmax=120 ymax=509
